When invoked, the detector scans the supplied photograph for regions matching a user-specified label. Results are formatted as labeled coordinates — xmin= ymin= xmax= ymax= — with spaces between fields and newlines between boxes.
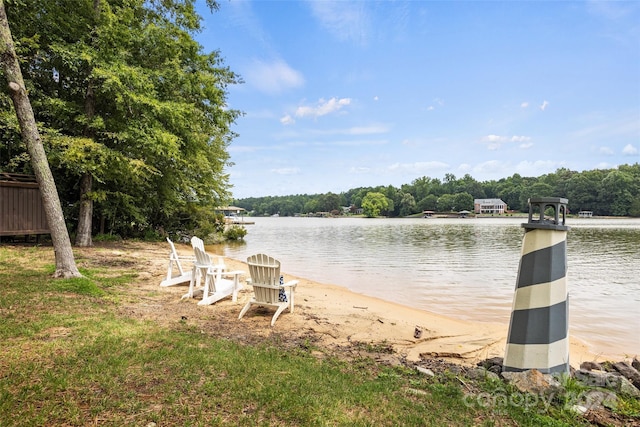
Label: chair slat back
xmin=194 ymin=246 xmax=222 ymax=292
xmin=191 ymin=235 xmax=225 ymax=271
xmin=191 ymin=236 xmax=205 ymax=252
xmin=247 ymin=254 xmax=281 ymax=304
xmin=167 ymin=237 xmax=185 ymax=275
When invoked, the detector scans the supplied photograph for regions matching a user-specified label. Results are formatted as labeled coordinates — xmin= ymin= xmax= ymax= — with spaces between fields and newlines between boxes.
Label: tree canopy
xmin=1 ymin=0 xmax=240 ymax=241
xmin=233 ymin=164 xmax=640 ymax=218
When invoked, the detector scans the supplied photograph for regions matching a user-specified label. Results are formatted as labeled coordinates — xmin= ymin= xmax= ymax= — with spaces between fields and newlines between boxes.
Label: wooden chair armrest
xmin=281 ymin=280 xmax=298 ymax=288
xmin=222 ymin=270 xmax=245 ymax=277
xmin=171 ymin=254 xmax=195 ymax=260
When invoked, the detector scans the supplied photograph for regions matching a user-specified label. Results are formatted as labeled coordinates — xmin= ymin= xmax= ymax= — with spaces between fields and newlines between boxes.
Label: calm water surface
xmin=217 ymin=217 xmax=640 ymax=356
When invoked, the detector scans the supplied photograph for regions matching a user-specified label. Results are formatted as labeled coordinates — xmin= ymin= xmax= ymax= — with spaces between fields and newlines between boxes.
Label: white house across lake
xmin=474 ymin=198 xmax=507 ymax=214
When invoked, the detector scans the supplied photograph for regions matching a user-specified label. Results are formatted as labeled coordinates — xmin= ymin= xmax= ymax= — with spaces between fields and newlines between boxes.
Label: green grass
xmin=0 ymin=244 xmax=631 ymax=426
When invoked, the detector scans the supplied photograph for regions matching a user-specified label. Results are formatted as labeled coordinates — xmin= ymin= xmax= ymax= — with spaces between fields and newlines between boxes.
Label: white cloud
xmin=245 ymin=59 xmax=304 ymax=94
xmin=596 ymin=161 xmax=614 ymax=169
xmin=309 ymin=1 xmax=371 ymax=45
xmin=387 ymin=161 xmax=450 ymax=174
xmin=280 ymin=114 xmax=295 ymax=125
xmin=599 ymin=146 xmax=614 ymax=155
xmin=401 ymin=136 xmax=448 ymax=147
xmin=622 ymin=143 xmax=639 ymax=155
xmin=295 ymin=97 xmax=352 ymax=118
xmin=472 ymin=160 xmax=505 ymax=174
xmin=482 ymin=134 xmax=507 ymax=142
xmin=521 ymin=102 xmax=529 ymax=108
xmin=570 ymin=114 xmax=640 ymax=141
xmin=515 ymin=159 xmax=565 ymax=175
xmin=519 ymin=142 xmax=534 ymax=149
xmin=349 ymin=166 xmax=372 ymax=174
xmin=309 ymin=124 xmax=390 ymax=136
xmin=345 ymin=125 xmax=389 ymax=135
xmin=427 ymin=98 xmax=444 ymax=111
xmin=540 ymin=100 xmax=549 ymax=111
xmin=373 ymin=96 xmax=379 ymax=101
xmin=482 ymin=134 xmax=532 ymax=150
xmin=270 ymin=167 xmax=301 ymax=175
xmin=331 ymin=139 xmax=388 ymax=147
xmin=470 ymin=159 xmax=565 ymax=178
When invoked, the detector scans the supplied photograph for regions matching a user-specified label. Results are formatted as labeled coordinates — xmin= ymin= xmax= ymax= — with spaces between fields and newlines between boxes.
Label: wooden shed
xmin=0 ymin=173 xmax=49 ymax=237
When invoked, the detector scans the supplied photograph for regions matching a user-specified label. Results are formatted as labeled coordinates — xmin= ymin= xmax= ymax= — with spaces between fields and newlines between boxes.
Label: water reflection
xmin=218 ymin=217 xmax=640 ymax=355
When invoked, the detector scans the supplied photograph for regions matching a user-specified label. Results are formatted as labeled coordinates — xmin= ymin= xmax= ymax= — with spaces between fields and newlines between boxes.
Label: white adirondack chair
xmin=238 ymin=253 xmax=298 ymax=326
xmin=182 ymin=247 xmax=244 ymax=306
xmin=160 ymin=238 xmax=193 ymax=287
xmin=185 ymin=236 xmax=227 ymax=292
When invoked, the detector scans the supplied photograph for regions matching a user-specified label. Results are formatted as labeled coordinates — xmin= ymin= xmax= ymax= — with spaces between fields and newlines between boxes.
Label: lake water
xmin=216 ymin=216 xmax=640 ymax=356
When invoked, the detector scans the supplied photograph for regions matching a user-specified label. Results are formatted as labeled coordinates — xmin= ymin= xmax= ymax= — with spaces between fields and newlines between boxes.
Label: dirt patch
xmin=78 ymin=242 xmax=331 ymax=357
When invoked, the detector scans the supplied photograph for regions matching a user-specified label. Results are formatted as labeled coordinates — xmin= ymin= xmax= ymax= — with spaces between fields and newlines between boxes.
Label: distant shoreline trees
xmin=233 ymin=165 xmax=640 ymax=218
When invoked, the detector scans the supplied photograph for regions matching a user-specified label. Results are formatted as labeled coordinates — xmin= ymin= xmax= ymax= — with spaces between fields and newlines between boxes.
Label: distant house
xmin=474 ymin=198 xmax=507 ymax=215
xmin=215 ymin=206 xmax=246 ymax=217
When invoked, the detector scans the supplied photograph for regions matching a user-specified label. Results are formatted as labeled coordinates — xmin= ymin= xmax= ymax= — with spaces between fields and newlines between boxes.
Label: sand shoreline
xmin=216 ymin=256 xmax=613 ymax=368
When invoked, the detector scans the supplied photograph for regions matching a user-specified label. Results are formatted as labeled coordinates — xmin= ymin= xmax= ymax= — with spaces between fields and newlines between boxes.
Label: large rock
xmin=579 ymin=361 xmax=602 ymax=371
xmin=575 ymin=390 xmax=618 ymax=412
xmin=574 ymin=369 xmax=640 ymax=398
xmin=612 ymin=361 xmax=640 ymax=390
xmin=466 ymin=367 xmax=500 ymax=382
xmin=501 ymin=369 xmax=562 ymax=396
xmin=477 ymin=357 xmax=503 ymax=374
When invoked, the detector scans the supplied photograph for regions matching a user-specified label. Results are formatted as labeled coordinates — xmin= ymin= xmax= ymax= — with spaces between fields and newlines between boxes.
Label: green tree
xmin=303 ymin=198 xmax=319 ymax=214
xmin=629 ymin=197 xmax=640 ymax=217
xmin=3 ymin=0 xmax=239 ymax=242
xmin=398 ymin=192 xmax=417 ymax=216
xmin=436 ymin=193 xmax=456 ymax=212
xmin=0 ymin=0 xmax=81 ymax=277
xmin=417 ymin=194 xmax=437 ymax=212
xmin=361 ymin=192 xmax=389 ymax=218
xmin=457 ymin=174 xmax=486 ymax=199
xmin=519 ymin=182 xmax=554 ymax=208
xmin=600 ymin=170 xmax=635 ymax=216
xmin=567 ymin=172 xmax=601 ymax=213
xmin=317 ymin=192 xmax=343 ymax=213
xmin=453 ymin=192 xmax=474 ymax=212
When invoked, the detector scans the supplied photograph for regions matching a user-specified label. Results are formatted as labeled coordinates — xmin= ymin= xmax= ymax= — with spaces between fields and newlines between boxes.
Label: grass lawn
xmin=0 ymin=243 xmax=634 ymax=426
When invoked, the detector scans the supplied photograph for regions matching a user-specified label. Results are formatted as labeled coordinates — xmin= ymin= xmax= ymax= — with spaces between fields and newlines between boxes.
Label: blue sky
xmin=195 ymin=1 xmax=640 ymax=199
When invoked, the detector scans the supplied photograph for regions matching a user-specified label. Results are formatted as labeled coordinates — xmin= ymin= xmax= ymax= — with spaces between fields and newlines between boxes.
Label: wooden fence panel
xmin=0 ymin=175 xmax=50 ymax=236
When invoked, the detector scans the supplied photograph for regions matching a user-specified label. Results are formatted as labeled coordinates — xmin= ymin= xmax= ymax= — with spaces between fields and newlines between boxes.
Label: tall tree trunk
xmin=0 ymin=0 xmax=81 ymax=278
xmin=75 ymin=172 xmax=93 ymax=246
xmin=75 ymin=80 xmax=96 ymax=246
xmin=75 ymin=0 xmax=101 ymax=247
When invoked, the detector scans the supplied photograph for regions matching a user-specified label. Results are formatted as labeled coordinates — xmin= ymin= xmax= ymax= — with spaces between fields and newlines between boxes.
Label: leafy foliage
xmin=362 ymin=192 xmax=390 ymax=218
xmin=1 ymin=0 xmax=241 ymax=238
xmin=234 ymin=165 xmax=640 ymax=218
xmin=223 ymin=225 xmax=247 ymax=241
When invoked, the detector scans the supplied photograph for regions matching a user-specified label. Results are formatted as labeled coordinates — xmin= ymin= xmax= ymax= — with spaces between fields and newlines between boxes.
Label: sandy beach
xmin=227 ymin=259 xmax=602 ymax=366
xmin=151 ymin=242 xmax=606 ymax=368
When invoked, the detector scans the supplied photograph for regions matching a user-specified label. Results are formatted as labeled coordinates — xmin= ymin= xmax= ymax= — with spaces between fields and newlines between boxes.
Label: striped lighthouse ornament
xmin=503 ymin=197 xmax=570 ymax=374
